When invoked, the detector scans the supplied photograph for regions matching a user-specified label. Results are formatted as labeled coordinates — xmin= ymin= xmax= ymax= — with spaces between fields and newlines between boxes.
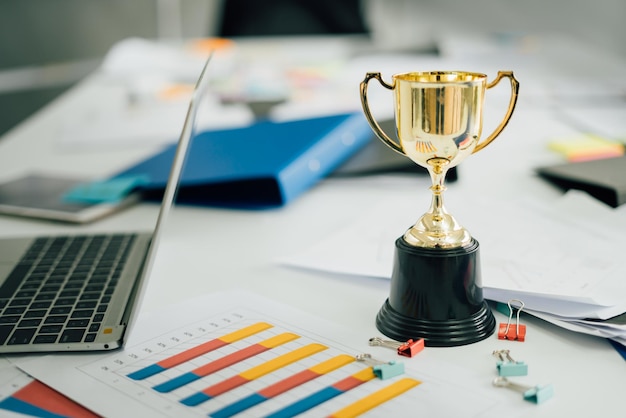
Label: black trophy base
xmin=376 ymin=237 xmax=495 ymax=347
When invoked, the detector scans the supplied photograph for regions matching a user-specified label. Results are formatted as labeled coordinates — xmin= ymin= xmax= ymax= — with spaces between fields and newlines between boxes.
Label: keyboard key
xmin=64 ymin=282 xmax=84 ymax=289
xmin=0 ymin=324 xmax=14 ymax=344
xmin=0 ymin=316 xmax=20 ymax=324
xmin=76 ymin=301 xmax=97 ymax=309
xmin=84 ymin=333 xmax=97 ymax=343
xmin=60 ymin=329 xmax=85 ymax=343
xmin=30 ymin=301 xmax=51 ymax=309
xmin=67 ymin=319 xmax=89 ymax=328
xmin=93 ymin=314 xmax=105 ymax=322
xmin=8 ymin=328 xmax=36 ymax=345
xmin=71 ymin=310 xmax=94 ymax=319
xmin=18 ymin=318 xmax=42 ymax=328
xmin=89 ymin=323 xmax=101 ymax=332
xmin=15 ymin=290 xmax=37 ymax=298
xmin=40 ymin=284 xmax=61 ymax=293
xmin=0 ymin=264 xmax=30 ymax=298
xmin=50 ymin=306 xmax=72 ymax=315
xmin=24 ymin=309 xmax=47 ymax=318
xmin=44 ymin=315 xmax=67 ymax=324
xmin=34 ymin=334 xmax=59 ymax=344
xmin=3 ymin=306 xmax=26 ymax=315
xmin=40 ymin=325 xmax=62 ymax=334
xmin=55 ymin=298 xmax=76 ymax=306
xmin=59 ymin=290 xmax=80 ymax=298
xmin=84 ymin=284 xmax=104 ymax=293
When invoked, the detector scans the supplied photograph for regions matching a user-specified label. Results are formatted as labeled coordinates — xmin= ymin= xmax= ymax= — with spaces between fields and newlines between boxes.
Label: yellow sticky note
xmin=548 ymin=134 xmax=624 ymax=162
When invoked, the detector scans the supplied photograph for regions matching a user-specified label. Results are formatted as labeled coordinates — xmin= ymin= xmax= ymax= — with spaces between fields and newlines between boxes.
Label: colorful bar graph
xmin=127 ymin=322 xmax=272 ymax=380
xmin=181 ymin=343 xmax=328 ymax=407
xmin=209 ymin=354 xmax=355 ymax=418
xmin=121 ymin=321 xmax=423 ymax=417
xmin=265 ymin=368 xmax=376 ymax=418
xmin=328 ymin=378 xmax=421 ymax=418
xmin=0 ymin=380 xmax=99 ymax=418
xmin=153 ymin=332 xmax=299 ymax=393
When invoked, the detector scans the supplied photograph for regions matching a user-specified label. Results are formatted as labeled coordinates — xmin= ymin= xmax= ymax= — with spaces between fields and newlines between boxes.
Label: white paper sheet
xmin=16 ymin=291 xmax=522 ymax=418
xmin=280 ymin=190 xmax=626 ymax=320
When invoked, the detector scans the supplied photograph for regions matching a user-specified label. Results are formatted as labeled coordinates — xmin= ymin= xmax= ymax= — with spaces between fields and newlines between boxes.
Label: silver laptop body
xmin=0 ymin=55 xmax=213 ymax=354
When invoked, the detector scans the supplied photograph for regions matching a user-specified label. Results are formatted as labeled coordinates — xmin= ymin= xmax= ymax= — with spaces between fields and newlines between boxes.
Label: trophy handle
xmin=360 ymin=72 xmax=404 ymax=154
xmin=473 ymin=71 xmax=519 ymax=153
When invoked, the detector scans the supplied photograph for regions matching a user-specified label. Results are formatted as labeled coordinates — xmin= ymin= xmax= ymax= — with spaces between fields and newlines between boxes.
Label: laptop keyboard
xmin=0 ymin=234 xmax=136 ymax=347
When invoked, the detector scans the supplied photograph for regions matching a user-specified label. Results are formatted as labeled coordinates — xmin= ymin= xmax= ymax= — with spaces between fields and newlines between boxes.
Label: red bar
xmin=158 ymin=339 xmax=226 ymax=368
xmin=259 ymin=370 xmax=319 ymax=398
xmin=203 ymin=375 xmax=249 ymax=397
xmin=193 ymin=344 xmax=266 ymax=376
xmin=333 ymin=376 xmax=367 ymax=392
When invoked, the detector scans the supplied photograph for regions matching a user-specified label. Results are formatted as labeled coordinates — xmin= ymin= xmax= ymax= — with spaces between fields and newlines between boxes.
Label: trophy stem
xmin=404 ymin=159 xmax=471 ymax=249
xmin=427 ymin=163 xmax=448 ymax=219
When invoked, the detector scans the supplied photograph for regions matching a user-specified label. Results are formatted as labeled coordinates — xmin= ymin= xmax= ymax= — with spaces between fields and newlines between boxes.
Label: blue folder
xmin=114 ymin=112 xmax=372 ymax=208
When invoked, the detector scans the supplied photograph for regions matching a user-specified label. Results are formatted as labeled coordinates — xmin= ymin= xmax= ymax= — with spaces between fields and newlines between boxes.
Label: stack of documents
xmin=281 ymin=189 xmax=626 ymax=346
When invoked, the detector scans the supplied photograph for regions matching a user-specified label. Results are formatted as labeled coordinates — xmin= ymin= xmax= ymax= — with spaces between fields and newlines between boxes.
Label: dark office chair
xmin=218 ymin=0 xmax=368 ymax=37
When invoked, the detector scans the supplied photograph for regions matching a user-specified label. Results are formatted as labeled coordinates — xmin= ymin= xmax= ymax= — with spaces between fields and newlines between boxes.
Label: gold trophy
xmin=360 ymin=71 xmax=519 ymax=346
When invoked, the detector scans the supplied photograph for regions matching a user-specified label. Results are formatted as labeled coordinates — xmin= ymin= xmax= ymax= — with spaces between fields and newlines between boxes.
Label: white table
xmin=1 ymin=36 xmax=624 ymax=417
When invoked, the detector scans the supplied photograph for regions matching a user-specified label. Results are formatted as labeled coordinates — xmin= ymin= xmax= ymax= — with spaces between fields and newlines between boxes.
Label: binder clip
xmin=355 ymin=353 xmax=405 ymax=380
xmin=368 ymin=336 xmax=425 ymax=357
xmin=492 ymin=376 xmax=554 ymax=404
xmin=498 ymin=299 xmax=527 ymax=341
xmin=492 ymin=349 xmax=528 ymax=376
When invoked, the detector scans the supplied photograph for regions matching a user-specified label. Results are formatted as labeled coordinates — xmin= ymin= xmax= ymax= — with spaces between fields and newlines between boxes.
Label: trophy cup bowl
xmin=360 ymin=70 xmax=519 ymax=346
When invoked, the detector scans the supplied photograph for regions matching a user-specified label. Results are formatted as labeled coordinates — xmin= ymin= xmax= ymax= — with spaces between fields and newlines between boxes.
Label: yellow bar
xmin=309 ymin=354 xmax=354 ymax=374
xmin=353 ymin=368 xmax=377 ymax=382
xmin=330 ymin=378 xmax=421 ymax=418
xmin=259 ymin=332 xmax=300 ymax=348
xmin=240 ymin=343 xmax=327 ymax=380
xmin=219 ymin=322 xmax=273 ymax=343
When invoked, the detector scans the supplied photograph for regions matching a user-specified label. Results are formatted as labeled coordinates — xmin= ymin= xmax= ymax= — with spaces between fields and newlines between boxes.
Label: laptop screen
xmin=122 ymin=54 xmax=214 ymax=342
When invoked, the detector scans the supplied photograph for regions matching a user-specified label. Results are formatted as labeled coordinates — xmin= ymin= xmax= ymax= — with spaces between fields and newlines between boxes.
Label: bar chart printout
xmin=16 ymin=292 xmax=509 ymax=417
xmin=109 ymin=318 xmax=421 ymax=417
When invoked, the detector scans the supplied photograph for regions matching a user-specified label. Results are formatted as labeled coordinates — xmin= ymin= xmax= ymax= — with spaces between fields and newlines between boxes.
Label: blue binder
xmin=115 ymin=112 xmax=372 ymax=208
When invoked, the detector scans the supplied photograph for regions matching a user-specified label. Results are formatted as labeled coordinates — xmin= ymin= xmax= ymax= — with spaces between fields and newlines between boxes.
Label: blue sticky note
xmin=63 ymin=175 xmax=149 ymax=204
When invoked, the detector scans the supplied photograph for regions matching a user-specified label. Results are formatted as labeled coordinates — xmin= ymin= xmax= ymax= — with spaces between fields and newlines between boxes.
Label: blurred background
xmin=1 ymin=0 xmax=625 ymax=137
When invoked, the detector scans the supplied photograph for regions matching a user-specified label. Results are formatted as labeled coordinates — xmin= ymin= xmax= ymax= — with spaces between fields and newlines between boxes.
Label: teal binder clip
xmin=493 ymin=376 xmax=554 ymax=404
xmin=355 ymin=353 xmax=405 ymax=380
xmin=493 ymin=349 xmax=528 ymax=376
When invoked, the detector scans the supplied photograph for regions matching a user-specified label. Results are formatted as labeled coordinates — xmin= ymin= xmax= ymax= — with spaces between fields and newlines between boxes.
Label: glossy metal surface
xmin=360 ymin=70 xmax=518 ymax=248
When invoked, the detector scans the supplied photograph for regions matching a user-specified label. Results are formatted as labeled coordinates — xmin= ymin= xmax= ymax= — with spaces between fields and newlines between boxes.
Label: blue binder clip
xmin=493 ymin=376 xmax=554 ymax=404
xmin=493 ymin=349 xmax=528 ymax=376
xmin=355 ymin=353 xmax=405 ymax=380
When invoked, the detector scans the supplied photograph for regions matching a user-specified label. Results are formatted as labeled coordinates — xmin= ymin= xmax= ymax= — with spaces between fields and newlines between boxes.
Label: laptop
xmin=0 ymin=54 xmax=213 ymax=354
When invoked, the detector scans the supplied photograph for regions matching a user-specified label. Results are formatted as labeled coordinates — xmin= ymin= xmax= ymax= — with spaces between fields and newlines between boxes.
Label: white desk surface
xmin=0 ymin=37 xmax=625 ymax=417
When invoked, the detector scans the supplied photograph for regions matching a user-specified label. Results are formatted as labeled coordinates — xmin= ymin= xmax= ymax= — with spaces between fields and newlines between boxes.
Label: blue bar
xmin=0 ymin=397 xmax=67 ymax=418
xmin=153 ymin=372 xmax=199 ymax=393
xmin=127 ymin=364 xmax=167 ymax=380
xmin=209 ymin=393 xmax=268 ymax=418
xmin=265 ymin=387 xmax=342 ymax=418
xmin=180 ymin=392 xmax=212 ymax=406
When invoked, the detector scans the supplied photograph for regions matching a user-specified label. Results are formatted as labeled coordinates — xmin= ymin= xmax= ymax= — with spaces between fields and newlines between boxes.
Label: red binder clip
xmin=498 ymin=299 xmax=526 ymax=342
xmin=369 ymin=337 xmax=425 ymax=357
